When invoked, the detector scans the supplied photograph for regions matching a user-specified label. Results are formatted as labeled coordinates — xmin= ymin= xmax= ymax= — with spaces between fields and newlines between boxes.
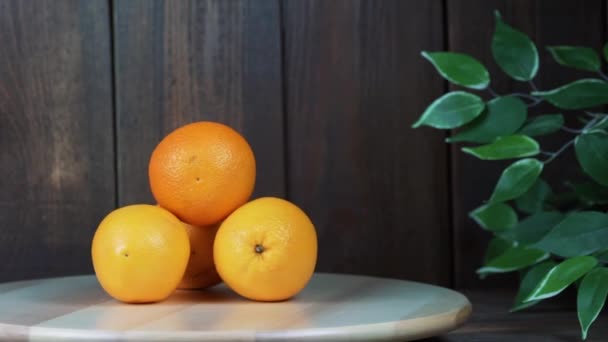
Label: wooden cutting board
xmin=0 ymin=273 xmax=471 ymax=341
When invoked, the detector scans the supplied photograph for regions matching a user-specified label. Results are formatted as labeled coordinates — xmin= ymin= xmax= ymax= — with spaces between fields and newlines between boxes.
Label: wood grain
xmin=0 ymin=0 xmax=114 ymax=281
xmin=1 ymin=0 xmax=603 ymax=289
xmin=283 ymin=0 xmax=450 ymax=285
xmin=0 ymin=274 xmax=471 ymax=341
xmin=114 ymin=0 xmax=285 ymax=206
xmin=447 ymin=0 xmax=605 ymax=288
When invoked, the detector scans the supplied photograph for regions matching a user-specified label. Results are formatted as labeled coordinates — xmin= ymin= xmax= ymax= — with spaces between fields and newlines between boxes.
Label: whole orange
xmin=91 ymin=204 xmax=190 ymax=303
xmin=178 ymin=222 xmax=222 ymax=289
xmin=149 ymin=121 xmax=256 ymax=226
xmin=214 ymin=197 xmax=317 ymax=301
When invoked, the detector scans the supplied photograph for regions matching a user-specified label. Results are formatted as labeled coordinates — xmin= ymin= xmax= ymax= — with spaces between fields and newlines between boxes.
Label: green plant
xmin=413 ymin=11 xmax=608 ymax=340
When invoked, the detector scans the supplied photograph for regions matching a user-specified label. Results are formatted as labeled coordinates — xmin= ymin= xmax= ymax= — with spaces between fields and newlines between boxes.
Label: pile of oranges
xmin=91 ymin=122 xmax=317 ymax=303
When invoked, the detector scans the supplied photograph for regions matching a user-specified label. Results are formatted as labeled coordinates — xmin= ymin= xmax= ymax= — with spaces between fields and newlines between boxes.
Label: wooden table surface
xmin=426 ymin=290 xmax=608 ymax=342
xmin=0 ymin=273 xmax=471 ymax=341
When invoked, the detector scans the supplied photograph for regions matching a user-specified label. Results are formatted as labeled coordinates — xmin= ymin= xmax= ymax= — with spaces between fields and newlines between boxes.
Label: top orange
xmin=149 ymin=121 xmax=256 ymax=226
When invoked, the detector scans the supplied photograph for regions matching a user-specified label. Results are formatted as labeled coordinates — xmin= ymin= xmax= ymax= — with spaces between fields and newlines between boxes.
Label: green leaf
xmin=512 ymin=261 xmax=557 ymax=312
xmin=603 ymin=42 xmax=608 ymax=63
xmin=490 ymin=159 xmax=544 ymax=203
xmin=463 ymin=135 xmax=539 ymax=160
xmin=491 ymin=11 xmax=539 ymax=81
xmin=525 ymin=256 xmax=598 ymax=302
xmin=484 ymin=237 xmax=514 ymax=264
xmin=501 ymin=211 xmax=564 ymax=245
xmin=448 ymin=97 xmax=528 ymax=144
xmin=532 ymin=79 xmax=608 ymax=110
xmin=515 ymin=179 xmax=552 ymax=214
xmin=477 ymin=245 xmax=549 ymax=275
xmin=470 ymin=203 xmax=518 ymax=232
xmin=578 ymin=267 xmax=608 ymax=340
xmin=412 ymin=91 xmax=485 ymax=129
xmin=575 ymin=132 xmax=608 ymax=186
xmin=547 ymin=46 xmax=600 ymax=72
xmin=535 ymin=211 xmax=608 ymax=257
xmin=421 ymin=51 xmax=490 ymax=90
xmin=518 ymin=114 xmax=564 ymax=137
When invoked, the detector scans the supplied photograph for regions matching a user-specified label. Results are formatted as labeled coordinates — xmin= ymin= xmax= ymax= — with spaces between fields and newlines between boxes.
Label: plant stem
xmin=599 ymin=70 xmax=608 ymax=81
xmin=510 ymin=92 xmax=537 ymax=100
xmin=527 ymin=98 xmax=543 ymax=107
xmin=524 ymin=80 xmax=542 ymax=106
xmin=559 ymin=116 xmax=603 ymax=134
xmin=583 ymin=116 xmax=601 ymax=132
xmin=585 ymin=111 xmax=608 ymax=118
xmin=490 ymin=87 xmax=543 ymax=106
xmin=543 ymin=139 xmax=575 ymax=164
xmin=528 ymin=80 xmax=539 ymax=92
xmin=561 ymin=126 xmax=583 ymax=134
xmin=506 ymin=92 xmax=543 ymax=106
xmin=541 ymin=114 xmax=602 ymax=164
xmin=487 ymin=87 xmax=499 ymax=97
xmin=594 ymin=116 xmax=608 ymax=129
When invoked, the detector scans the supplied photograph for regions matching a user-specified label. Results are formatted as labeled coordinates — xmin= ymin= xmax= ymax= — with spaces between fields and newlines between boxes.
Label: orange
xmin=148 ymin=121 xmax=256 ymax=226
xmin=213 ymin=197 xmax=317 ymax=301
xmin=91 ymin=204 xmax=190 ymax=303
xmin=178 ymin=222 xmax=222 ymax=289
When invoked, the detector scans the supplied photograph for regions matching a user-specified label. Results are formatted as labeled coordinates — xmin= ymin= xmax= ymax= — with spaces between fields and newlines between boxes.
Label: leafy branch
xmin=413 ymin=10 xmax=608 ymax=340
xmin=542 ymin=139 xmax=574 ymax=164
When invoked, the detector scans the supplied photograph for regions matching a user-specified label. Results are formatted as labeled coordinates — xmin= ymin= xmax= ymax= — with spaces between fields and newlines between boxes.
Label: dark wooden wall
xmin=0 ymin=0 xmax=602 ymax=288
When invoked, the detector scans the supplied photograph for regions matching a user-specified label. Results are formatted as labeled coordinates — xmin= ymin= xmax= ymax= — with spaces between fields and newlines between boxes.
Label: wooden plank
xmin=283 ymin=0 xmax=450 ymax=284
xmin=0 ymin=0 xmax=115 ymax=281
xmin=114 ymin=0 xmax=285 ymax=206
xmin=447 ymin=0 xmax=604 ymax=288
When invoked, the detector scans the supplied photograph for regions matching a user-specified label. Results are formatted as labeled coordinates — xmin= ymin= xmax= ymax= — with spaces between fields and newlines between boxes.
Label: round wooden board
xmin=0 ymin=273 xmax=471 ymax=341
